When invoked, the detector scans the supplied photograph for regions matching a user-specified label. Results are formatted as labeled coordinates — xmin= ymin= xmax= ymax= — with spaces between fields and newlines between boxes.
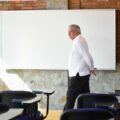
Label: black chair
xmin=0 ymin=90 xmax=54 ymax=120
xmin=60 ymin=108 xmax=114 ymax=120
xmin=0 ymin=103 xmax=9 ymax=114
xmin=0 ymin=91 xmax=36 ymax=107
xmin=61 ymin=93 xmax=118 ymax=120
xmin=76 ymin=93 xmax=118 ymax=118
xmin=76 ymin=93 xmax=118 ymax=108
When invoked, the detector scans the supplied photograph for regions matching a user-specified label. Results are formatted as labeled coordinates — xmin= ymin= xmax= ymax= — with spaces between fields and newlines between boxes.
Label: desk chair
xmin=0 ymin=103 xmax=9 ymax=114
xmin=76 ymin=93 xmax=118 ymax=108
xmin=60 ymin=108 xmax=114 ymax=120
xmin=76 ymin=93 xmax=118 ymax=117
xmin=0 ymin=91 xmax=36 ymax=107
xmin=0 ymin=90 xmax=54 ymax=120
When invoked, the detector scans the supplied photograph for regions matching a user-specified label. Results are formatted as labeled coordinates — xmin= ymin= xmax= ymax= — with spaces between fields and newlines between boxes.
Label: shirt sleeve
xmin=75 ymin=38 xmax=94 ymax=71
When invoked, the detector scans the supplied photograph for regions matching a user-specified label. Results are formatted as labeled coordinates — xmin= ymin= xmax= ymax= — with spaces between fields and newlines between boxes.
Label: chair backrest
xmin=0 ymin=103 xmax=9 ymax=114
xmin=0 ymin=90 xmax=36 ymax=108
xmin=76 ymin=93 xmax=118 ymax=108
xmin=60 ymin=108 xmax=114 ymax=120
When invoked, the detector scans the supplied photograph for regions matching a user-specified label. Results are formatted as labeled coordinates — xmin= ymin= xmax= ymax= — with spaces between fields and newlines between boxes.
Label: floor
xmin=40 ymin=109 xmax=115 ymax=120
xmin=40 ymin=109 xmax=62 ymax=120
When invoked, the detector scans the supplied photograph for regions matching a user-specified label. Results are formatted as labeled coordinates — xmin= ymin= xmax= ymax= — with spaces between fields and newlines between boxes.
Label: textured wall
xmin=47 ymin=0 xmax=68 ymax=9
xmin=1 ymin=65 xmax=119 ymax=109
xmin=5 ymin=70 xmax=68 ymax=109
xmin=69 ymin=0 xmax=120 ymax=9
xmin=0 ymin=0 xmax=47 ymax=10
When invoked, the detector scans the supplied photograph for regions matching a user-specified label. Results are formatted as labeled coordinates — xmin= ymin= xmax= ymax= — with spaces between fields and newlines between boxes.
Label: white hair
xmin=69 ymin=24 xmax=81 ymax=34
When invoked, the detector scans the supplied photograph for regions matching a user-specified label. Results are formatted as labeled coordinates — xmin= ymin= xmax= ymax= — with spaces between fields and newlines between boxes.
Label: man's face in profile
xmin=68 ymin=27 xmax=78 ymax=40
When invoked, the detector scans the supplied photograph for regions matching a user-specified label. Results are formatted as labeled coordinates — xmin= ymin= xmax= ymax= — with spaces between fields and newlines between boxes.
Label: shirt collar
xmin=73 ymin=34 xmax=81 ymax=41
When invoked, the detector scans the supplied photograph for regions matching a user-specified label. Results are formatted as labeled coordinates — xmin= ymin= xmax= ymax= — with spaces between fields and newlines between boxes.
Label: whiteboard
xmin=1 ymin=10 xmax=116 ymax=70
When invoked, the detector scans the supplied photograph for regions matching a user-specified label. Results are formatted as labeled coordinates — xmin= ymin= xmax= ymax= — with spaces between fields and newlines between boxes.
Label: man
xmin=64 ymin=24 xmax=96 ymax=111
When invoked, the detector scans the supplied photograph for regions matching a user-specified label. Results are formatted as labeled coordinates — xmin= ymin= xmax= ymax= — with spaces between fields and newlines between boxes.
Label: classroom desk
xmin=0 ymin=108 xmax=23 ymax=120
xmin=22 ymin=95 xmax=41 ymax=105
xmin=0 ymin=90 xmax=54 ymax=120
xmin=0 ymin=96 xmax=41 ymax=120
xmin=19 ymin=95 xmax=41 ymax=120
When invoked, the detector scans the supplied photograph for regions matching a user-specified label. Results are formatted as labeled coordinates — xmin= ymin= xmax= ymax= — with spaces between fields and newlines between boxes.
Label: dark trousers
xmin=63 ymin=73 xmax=90 ymax=111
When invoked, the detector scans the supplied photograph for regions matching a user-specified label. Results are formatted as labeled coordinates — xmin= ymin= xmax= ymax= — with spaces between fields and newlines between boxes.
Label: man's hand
xmin=90 ymin=68 xmax=97 ymax=76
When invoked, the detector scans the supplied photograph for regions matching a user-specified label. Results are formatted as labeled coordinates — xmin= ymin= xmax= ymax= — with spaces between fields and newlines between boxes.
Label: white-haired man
xmin=64 ymin=24 xmax=96 ymax=111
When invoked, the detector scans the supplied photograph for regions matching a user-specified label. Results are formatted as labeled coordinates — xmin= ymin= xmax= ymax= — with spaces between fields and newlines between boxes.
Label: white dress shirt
xmin=68 ymin=34 xmax=94 ymax=77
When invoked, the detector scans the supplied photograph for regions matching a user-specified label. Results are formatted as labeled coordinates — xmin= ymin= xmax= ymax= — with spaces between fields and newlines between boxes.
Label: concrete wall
xmin=47 ymin=0 xmax=68 ymax=9
xmin=0 ymin=64 xmax=119 ymax=109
